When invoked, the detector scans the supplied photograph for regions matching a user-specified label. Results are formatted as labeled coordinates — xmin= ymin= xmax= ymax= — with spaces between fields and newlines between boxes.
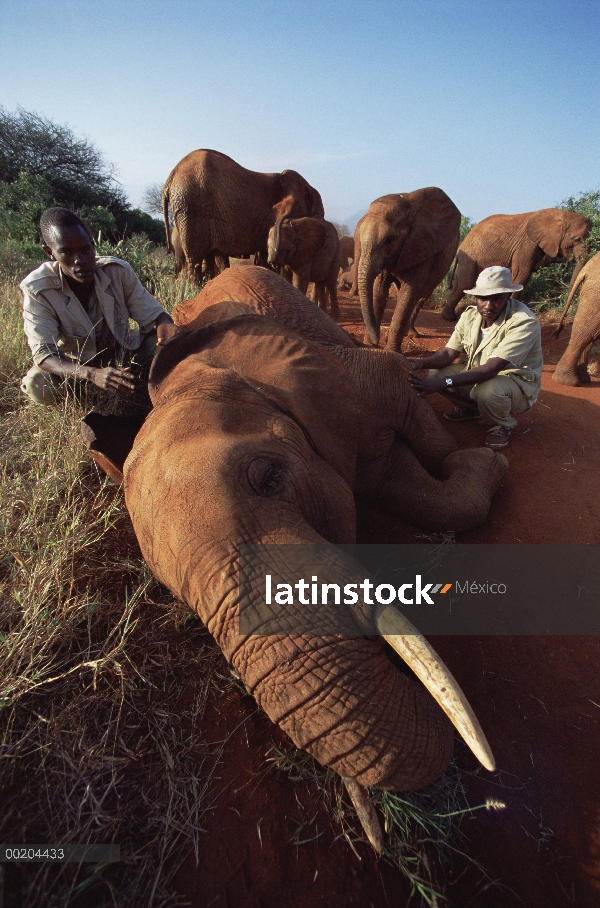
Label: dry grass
xmin=268 ymin=744 xmax=506 ymax=907
xmin=0 ymin=265 xmax=231 ymax=907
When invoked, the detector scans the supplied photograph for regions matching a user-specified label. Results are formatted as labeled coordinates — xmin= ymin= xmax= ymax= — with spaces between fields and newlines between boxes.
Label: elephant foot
xmin=440 ymin=448 xmax=508 ymax=531
xmin=441 ymin=306 xmax=458 ymax=322
xmin=362 ymin=332 xmax=379 ymax=347
xmin=552 ymin=368 xmax=580 ymax=386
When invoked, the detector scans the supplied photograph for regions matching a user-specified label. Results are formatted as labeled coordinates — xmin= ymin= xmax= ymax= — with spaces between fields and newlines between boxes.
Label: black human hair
xmin=39 ymin=208 xmax=94 ymax=246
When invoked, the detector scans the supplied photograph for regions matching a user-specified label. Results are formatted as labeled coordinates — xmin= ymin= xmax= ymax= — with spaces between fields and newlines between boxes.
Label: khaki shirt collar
xmin=57 ymin=264 xmax=116 ymax=335
xmin=467 ymin=301 xmax=511 ymax=367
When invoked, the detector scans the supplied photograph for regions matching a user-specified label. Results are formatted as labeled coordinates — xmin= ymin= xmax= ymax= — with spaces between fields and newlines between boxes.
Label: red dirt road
xmin=175 ymin=293 xmax=600 ymax=908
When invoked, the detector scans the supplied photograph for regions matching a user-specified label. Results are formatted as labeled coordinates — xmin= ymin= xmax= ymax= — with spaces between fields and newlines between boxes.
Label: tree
xmin=332 ymin=222 xmax=350 ymax=237
xmin=141 ymin=183 xmax=164 ymax=217
xmin=560 ymin=189 xmax=600 ymax=255
xmin=0 ymin=107 xmax=127 ymax=211
xmin=460 ymin=216 xmax=475 ymax=243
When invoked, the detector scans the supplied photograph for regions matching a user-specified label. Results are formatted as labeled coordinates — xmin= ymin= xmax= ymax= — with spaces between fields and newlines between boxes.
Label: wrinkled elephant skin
xmin=110 ymin=269 xmax=507 ymax=811
xmin=162 ymin=150 xmax=324 ymax=284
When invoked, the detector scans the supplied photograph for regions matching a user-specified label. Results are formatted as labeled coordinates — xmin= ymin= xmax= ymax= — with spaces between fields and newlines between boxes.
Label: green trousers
xmin=432 ymin=364 xmax=533 ymax=429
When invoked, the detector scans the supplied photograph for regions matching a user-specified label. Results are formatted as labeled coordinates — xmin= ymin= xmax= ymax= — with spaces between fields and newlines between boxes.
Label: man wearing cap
xmin=408 ymin=266 xmax=543 ymax=450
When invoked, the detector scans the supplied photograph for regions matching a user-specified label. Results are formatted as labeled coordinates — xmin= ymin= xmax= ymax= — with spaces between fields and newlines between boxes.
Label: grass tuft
xmin=268 ymin=744 xmax=503 ymax=907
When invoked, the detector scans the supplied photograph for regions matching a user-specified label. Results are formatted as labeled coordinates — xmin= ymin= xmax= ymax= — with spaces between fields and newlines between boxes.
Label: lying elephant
xmin=85 ymin=267 xmax=507 ymax=849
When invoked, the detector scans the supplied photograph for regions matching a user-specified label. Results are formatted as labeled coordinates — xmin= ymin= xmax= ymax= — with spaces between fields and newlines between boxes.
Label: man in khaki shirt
xmin=21 ymin=207 xmax=178 ymax=406
xmin=408 ymin=266 xmax=543 ymax=449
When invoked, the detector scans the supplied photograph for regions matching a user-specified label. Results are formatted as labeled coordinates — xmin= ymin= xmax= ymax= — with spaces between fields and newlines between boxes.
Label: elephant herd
xmin=162 ymin=148 xmax=596 ymax=384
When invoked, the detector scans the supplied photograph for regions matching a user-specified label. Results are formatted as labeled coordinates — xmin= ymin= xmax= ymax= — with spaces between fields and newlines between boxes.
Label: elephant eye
xmin=246 ymin=456 xmax=287 ymax=497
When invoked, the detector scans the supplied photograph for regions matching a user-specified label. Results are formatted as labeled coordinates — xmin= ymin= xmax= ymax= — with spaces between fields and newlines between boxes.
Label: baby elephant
xmin=268 ymin=217 xmax=341 ymax=315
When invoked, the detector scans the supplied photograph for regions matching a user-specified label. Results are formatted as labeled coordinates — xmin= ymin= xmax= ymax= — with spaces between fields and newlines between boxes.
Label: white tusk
xmin=376 ymin=604 xmax=495 ymax=772
xmin=342 ymin=776 xmax=385 ymax=855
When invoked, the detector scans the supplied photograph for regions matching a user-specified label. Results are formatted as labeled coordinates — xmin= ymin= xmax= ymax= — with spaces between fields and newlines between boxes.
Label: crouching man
xmin=20 ymin=207 xmax=179 ymax=407
xmin=408 ymin=266 xmax=543 ymax=450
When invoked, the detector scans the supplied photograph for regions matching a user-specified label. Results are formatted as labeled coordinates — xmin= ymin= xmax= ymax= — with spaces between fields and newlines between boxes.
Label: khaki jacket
xmin=21 ymin=257 xmax=165 ymax=365
xmin=447 ymin=299 xmax=543 ymax=399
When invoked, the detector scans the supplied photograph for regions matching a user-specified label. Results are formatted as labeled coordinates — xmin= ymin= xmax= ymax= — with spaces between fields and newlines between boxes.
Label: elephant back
xmin=172 ymin=266 xmax=356 ymax=349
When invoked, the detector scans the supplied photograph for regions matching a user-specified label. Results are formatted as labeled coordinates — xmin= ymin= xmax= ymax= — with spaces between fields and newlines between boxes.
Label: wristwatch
xmin=445 ymin=377 xmax=453 ymax=386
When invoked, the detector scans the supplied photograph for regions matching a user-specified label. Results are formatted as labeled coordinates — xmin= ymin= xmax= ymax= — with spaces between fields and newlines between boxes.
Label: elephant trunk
xmin=568 ymin=249 xmax=589 ymax=290
xmin=358 ymin=245 xmax=381 ymax=345
xmin=268 ymin=215 xmax=287 ymax=267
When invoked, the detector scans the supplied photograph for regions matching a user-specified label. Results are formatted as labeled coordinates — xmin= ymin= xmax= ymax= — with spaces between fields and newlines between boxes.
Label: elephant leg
xmin=215 ymin=254 xmax=230 ymax=274
xmin=406 ymin=298 xmax=425 ymax=338
xmin=316 ymin=283 xmax=328 ymax=310
xmin=327 ymin=277 xmax=340 ymax=316
xmin=362 ymin=272 xmax=392 ymax=345
xmin=384 ymin=279 xmax=422 ymax=353
xmin=442 ymin=256 xmax=478 ymax=321
xmin=331 ymin=345 xmax=458 ymax=476
xmin=553 ymin=317 xmax=599 ymax=386
xmin=293 ymin=268 xmax=311 ymax=297
xmin=358 ymin=440 xmax=508 ymax=533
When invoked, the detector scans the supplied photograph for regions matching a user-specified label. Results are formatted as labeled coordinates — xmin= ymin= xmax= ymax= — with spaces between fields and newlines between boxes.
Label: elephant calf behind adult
xmin=162 ymin=148 xmax=324 ymax=284
xmin=442 ymin=208 xmax=591 ymax=321
xmin=356 ymin=188 xmax=461 ymax=352
xmin=267 ymin=216 xmax=341 ymax=314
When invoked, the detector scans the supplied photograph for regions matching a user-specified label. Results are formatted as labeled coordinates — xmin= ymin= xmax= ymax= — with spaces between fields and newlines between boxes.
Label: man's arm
xmin=155 ymin=311 xmax=179 ymax=345
xmin=406 ymin=348 xmax=462 ymax=371
xmin=39 ymin=355 xmax=136 ymax=395
xmin=409 ymin=356 xmax=509 ymax=396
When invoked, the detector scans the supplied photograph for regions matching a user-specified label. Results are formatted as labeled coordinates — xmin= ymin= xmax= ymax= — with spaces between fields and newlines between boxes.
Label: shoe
xmin=443 ymin=405 xmax=480 ymax=422
xmin=485 ymin=426 xmax=511 ymax=449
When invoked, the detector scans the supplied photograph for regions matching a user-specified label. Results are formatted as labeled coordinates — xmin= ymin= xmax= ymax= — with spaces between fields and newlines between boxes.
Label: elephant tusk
xmin=342 ymin=776 xmax=385 ymax=855
xmin=375 ymin=604 xmax=495 ymax=772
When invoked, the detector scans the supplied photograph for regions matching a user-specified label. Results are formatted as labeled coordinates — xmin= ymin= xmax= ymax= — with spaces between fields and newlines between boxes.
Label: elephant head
xmin=357 ymin=188 xmax=460 ymax=346
xmin=269 ymin=171 xmax=325 ymax=260
xmin=267 ymin=217 xmax=327 ymax=270
xmin=526 ymin=209 xmax=591 ymax=270
xmin=85 ymin=302 xmax=495 ymax=845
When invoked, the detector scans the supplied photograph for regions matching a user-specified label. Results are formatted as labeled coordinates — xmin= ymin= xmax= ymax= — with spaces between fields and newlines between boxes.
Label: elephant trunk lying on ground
xmin=84 ymin=268 xmax=505 ymax=848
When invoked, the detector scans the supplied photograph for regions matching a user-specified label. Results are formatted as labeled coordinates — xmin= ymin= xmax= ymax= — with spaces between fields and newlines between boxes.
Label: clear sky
xmin=1 ymin=0 xmax=598 ymax=225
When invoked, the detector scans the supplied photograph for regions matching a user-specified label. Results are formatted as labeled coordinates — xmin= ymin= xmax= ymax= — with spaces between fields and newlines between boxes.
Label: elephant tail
xmin=447 ymin=256 xmax=458 ymax=289
xmin=553 ymin=265 xmax=587 ymax=338
xmin=162 ymin=179 xmax=173 ymax=254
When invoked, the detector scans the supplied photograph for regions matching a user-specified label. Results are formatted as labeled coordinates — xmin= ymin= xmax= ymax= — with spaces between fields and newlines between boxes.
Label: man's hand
xmin=89 ymin=365 xmax=137 ymax=396
xmin=405 ymin=358 xmax=424 ymax=371
xmin=408 ymin=372 xmax=447 ymax=396
xmin=156 ymin=322 xmax=180 ymax=346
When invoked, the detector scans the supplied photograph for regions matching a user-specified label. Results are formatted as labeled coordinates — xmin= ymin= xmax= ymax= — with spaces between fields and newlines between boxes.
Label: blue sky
xmin=1 ymin=0 xmax=598 ymax=225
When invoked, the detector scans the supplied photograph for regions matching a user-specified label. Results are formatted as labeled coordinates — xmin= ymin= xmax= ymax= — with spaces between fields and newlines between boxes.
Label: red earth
xmin=173 ymin=291 xmax=600 ymax=908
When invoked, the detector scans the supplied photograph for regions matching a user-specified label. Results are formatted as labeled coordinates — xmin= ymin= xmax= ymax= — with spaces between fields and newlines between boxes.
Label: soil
xmin=173 ymin=292 xmax=600 ymax=908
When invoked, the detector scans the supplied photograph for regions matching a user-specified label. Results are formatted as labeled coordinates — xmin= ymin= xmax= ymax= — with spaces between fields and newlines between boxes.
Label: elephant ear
xmin=276 ymin=171 xmax=325 ymax=219
xmin=526 ymin=209 xmax=565 ymax=258
xmin=397 ymin=188 xmax=461 ymax=272
xmin=150 ymin=315 xmax=360 ymax=486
